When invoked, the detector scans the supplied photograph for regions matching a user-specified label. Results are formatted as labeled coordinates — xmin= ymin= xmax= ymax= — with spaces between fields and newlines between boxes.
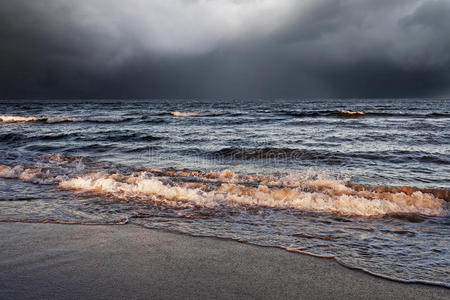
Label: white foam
xmin=0 ymin=165 xmax=67 ymax=184
xmin=217 ymin=184 xmax=446 ymax=216
xmin=0 ymin=157 xmax=447 ymax=217
xmin=0 ymin=115 xmax=80 ymax=123
xmin=341 ymin=110 xmax=365 ymax=115
xmin=170 ymin=111 xmax=200 ymax=117
xmin=0 ymin=115 xmax=128 ymax=123
xmin=170 ymin=111 xmax=224 ymax=117
xmin=58 ymin=172 xmax=447 ymax=217
xmin=0 ymin=115 xmax=45 ymax=123
xmin=59 ymin=173 xmax=217 ymax=208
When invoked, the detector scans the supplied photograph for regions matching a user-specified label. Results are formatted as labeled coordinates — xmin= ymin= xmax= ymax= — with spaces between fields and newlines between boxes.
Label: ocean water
xmin=0 ymin=98 xmax=448 ymax=287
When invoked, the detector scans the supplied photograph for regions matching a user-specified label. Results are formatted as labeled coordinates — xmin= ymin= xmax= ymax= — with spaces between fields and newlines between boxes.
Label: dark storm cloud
xmin=0 ymin=0 xmax=449 ymax=99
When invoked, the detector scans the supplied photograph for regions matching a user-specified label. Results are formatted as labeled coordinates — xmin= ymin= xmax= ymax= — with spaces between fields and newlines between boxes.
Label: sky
xmin=1 ymin=0 xmax=450 ymax=99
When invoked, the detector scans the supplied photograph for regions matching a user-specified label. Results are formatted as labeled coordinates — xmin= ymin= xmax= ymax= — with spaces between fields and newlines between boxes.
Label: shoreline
xmin=131 ymin=224 xmax=450 ymax=289
xmin=2 ymin=219 xmax=450 ymax=289
xmin=2 ymin=219 xmax=449 ymax=289
xmin=1 ymin=222 xmax=448 ymax=299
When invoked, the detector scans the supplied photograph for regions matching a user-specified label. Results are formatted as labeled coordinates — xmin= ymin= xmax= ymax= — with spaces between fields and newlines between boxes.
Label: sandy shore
xmin=0 ymin=223 xmax=448 ymax=299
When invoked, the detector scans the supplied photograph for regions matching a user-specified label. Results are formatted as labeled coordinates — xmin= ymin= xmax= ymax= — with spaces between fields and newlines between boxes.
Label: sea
xmin=0 ymin=98 xmax=448 ymax=287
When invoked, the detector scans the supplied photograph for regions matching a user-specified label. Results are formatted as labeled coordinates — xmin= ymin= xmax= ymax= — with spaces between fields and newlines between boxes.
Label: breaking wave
xmin=0 ymin=115 xmax=79 ymax=123
xmin=282 ymin=110 xmax=450 ymax=119
xmin=338 ymin=110 xmax=365 ymax=118
xmin=170 ymin=111 xmax=226 ymax=117
xmin=57 ymin=172 xmax=449 ymax=217
xmin=0 ymin=115 xmax=134 ymax=124
xmin=0 ymin=153 xmax=447 ymax=217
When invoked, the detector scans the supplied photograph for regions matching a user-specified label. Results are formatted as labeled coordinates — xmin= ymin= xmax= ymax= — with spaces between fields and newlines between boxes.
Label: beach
xmin=1 ymin=222 xmax=448 ymax=300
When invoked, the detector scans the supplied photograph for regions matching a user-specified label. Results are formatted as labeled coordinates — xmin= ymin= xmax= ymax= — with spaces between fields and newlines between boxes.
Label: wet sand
xmin=0 ymin=223 xmax=448 ymax=299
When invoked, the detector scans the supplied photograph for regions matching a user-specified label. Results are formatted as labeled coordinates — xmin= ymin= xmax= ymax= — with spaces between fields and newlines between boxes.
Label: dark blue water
xmin=0 ymin=99 xmax=449 ymax=286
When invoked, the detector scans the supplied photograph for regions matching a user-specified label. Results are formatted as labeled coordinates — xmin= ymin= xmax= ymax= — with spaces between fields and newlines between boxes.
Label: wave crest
xmin=0 ymin=115 xmax=133 ymax=124
xmin=58 ymin=171 xmax=447 ymax=217
xmin=283 ymin=110 xmax=449 ymax=119
xmin=0 ymin=116 xmax=45 ymax=123
xmin=170 ymin=111 xmax=225 ymax=117
xmin=0 ymin=152 xmax=447 ymax=217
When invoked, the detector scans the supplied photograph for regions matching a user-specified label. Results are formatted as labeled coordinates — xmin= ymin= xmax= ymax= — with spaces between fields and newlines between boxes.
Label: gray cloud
xmin=0 ymin=0 xmax=449 ymax=99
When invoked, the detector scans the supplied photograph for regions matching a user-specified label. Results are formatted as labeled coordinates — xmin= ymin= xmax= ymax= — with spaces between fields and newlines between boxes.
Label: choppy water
xmin=0 ymin=99 xmax=449 ymax=287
